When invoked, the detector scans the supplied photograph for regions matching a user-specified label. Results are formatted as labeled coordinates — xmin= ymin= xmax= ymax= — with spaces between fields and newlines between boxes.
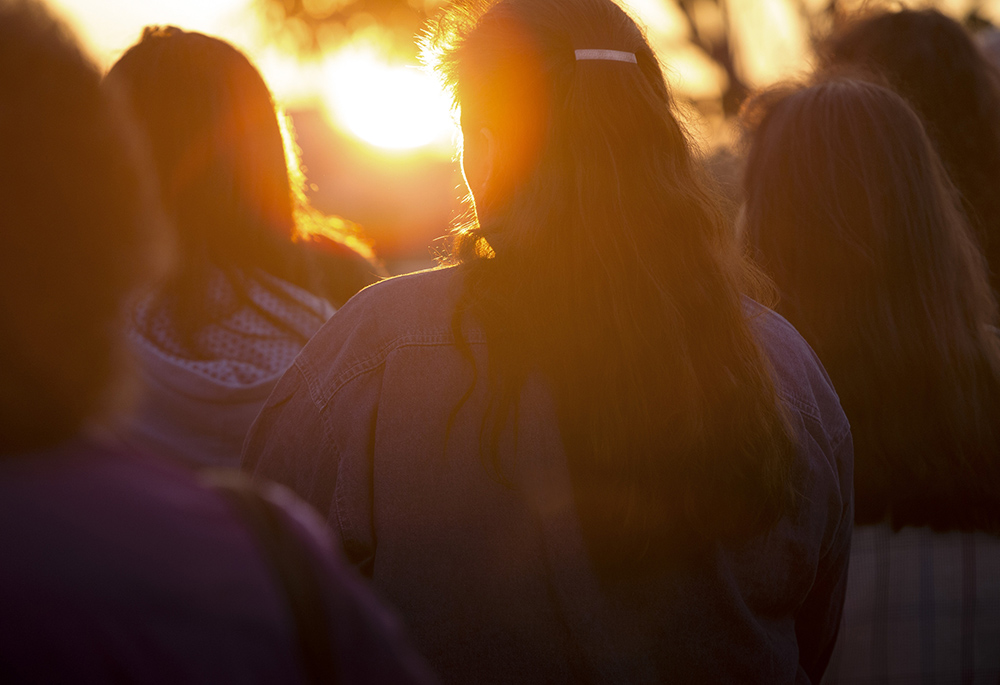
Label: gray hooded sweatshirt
xmin=121 ymin=271 xmax=335 ymax=468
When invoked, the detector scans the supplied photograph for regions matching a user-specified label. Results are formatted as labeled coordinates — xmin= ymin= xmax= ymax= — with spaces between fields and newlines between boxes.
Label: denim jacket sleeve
xmin=746 ymin=302 xmax=854 ymax=682
xmin=796 ymin=428 xmax=854 ymax=683
xmin=242 ymin=356 xmax=380 ymax=575
xmin=240 ymin=403 xmax=438 ymax=684
xmin=241 ymin=270 xmax=461 ymax=574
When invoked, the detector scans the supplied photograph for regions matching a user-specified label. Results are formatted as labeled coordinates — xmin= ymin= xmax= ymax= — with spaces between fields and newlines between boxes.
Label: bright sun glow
xmin=322 ymin=46 xmax=454 ymax=151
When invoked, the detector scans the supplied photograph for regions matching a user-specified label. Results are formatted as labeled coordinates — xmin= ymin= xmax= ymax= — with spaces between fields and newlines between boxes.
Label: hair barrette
xmin=574 ymin=49 xmax=637 ymax=64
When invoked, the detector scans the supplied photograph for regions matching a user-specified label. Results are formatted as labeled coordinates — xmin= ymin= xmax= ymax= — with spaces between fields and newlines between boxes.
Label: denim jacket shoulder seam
xmin=318 ymin=410 xmax=357 ymax=550
xmin=292 ymin=355 xmax=324 ymax=410
xmin=827 ymin=420 xmax=852 ymax=453
xmin=306 ymin=375 xmax=372 ymax=562
xmin=777 ymin=389 xmax=821 ymax=422
xmin=280 ymin=363 xmax=356 ymax=546
xmin=310 ymin=330 xmax=486 ymax=409
xmin=778 ymin=388 xmax=850 ymax=451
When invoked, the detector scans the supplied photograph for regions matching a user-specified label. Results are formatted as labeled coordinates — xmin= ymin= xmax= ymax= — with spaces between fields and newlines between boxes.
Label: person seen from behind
xmin=0 ymin=1 xmax=436 ymax=681
xmin=742 ymin=76 xmax=1000 ymax=683
xmin=823 ymin=8 xmax=1000 ymax=298
xmin=105 ymin=28 xmax=384 ymax=468
xmin=243 ymin=0 xmax=854 ymax=682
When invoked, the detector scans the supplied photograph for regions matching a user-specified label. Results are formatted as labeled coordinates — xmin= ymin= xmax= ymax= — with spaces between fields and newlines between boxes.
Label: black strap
xmin=207 ymin=472 xmax=339 ymax=684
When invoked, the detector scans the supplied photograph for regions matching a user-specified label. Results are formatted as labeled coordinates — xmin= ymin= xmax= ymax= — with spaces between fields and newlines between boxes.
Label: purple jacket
xmin=243 ymin=267 xmax=854 ymax=684
xmin=0 ymin=435 xmax=436 ymax=684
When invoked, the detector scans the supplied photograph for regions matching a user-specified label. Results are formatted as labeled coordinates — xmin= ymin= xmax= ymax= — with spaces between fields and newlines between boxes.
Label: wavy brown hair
xmin=0 ymin=0 xmax=163 ymax=454
xmin=743 ymin=78 xmax=1000 ymax=532
xmin=106 ymin=28 xmax=381 ymax=356
xmin=822 ymin=9 xmax=1000 ymax=298
xmin=424 ymin=0 xmax=798 ymax=573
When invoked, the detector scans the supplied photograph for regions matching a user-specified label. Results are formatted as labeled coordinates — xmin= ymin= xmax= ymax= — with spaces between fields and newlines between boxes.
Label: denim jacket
xmin=243 ymin=266 xmax=853 ymax=684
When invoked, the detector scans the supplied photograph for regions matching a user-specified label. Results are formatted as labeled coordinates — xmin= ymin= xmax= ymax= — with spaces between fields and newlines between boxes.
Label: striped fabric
xmin=822 ymin=524 xmax=1000 ymax=684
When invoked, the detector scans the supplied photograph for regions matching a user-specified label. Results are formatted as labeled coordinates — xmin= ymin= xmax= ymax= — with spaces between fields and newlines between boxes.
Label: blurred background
xmin=52 ymin=0 xmax=1000 ymax=273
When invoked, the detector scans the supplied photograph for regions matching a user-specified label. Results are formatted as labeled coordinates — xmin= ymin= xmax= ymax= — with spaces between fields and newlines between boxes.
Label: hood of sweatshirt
xmin=121 ymin=271 xmax=335 ymax=468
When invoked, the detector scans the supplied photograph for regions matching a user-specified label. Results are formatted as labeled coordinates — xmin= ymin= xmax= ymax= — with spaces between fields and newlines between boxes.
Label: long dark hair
xmin=823 ymin=9 xmax=1000 ymax=297
xmin=0 ymin=0 xmax=163 ymax=453
xmin=424 ymin=0 xmax=798 ymax=573
xmin=106 ymin=27 xmax=380 ymax=355
xmin=742 ymin=77 xmax=1000 ymax=532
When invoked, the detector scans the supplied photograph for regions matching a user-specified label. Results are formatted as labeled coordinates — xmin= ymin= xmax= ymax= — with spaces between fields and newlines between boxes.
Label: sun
xmin=322 ymin=46 xmax=455 ymax=151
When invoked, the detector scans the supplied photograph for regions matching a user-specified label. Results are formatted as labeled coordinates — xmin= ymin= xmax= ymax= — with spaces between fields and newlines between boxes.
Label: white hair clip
xmin=574 ymin=49 xmax=637 ymax=64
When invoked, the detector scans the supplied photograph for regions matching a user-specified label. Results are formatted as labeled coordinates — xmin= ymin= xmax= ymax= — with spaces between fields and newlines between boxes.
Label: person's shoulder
xmin=744 ymin=300 xmax=850 ymax=444
xmin=340 ymin=266 xmax=462 ymax=327
xmin=293 ymin=266 xmax=472 ymax=382
xmin=276 ymin=267 xmax=476 ymax=407
xmin=0 ymin=434 xmax=200 ymax=495
xmin=744 ymin=299 xmax=815 ymax=372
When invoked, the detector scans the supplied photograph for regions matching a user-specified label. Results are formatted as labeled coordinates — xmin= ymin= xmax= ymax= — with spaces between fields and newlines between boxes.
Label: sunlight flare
xmin=322 ymin=45 xmax=454 ymax=151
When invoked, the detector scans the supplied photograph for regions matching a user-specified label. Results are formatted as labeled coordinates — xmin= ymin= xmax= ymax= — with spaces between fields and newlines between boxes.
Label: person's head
xmin=425 ymin=0 xmax=797 ymax=572
xmin=742 ymin=77 xmax=1000 ymax=531
xmin=0 ymin=0 xmax=163 ymax=454
xmin=106 ymin=28 xmax=378 ymax=346
xmin=823 ymin=8 xmax=1000 ymax=296
xmin=431 ymin=0 xmax=697 ymax=251
xmin=107 ymin=27 xmax=298 ymax=279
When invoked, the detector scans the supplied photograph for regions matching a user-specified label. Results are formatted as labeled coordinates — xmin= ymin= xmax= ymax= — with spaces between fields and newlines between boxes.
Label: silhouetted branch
xmin=255 ymin=0 xmax=444 ymax=56
xmin=678 ymin=0 xmax=748 ymax=114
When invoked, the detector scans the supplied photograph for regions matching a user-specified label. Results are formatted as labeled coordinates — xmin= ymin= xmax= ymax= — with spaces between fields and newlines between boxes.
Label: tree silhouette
xmin=255 ymin=0 xmax=444 ymax=56
xmin=256 ymin=0 xmax=993 ymax=113
xmin=675 ymin=0 xmax=747 ymax=114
